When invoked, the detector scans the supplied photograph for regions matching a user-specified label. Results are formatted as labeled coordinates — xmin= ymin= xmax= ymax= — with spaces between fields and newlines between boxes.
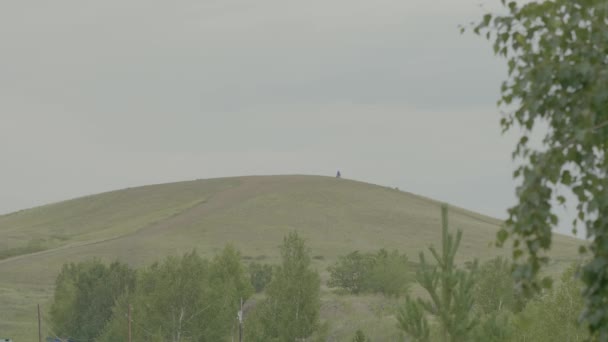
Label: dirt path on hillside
xmin=130 ymin=176 xmax=269 ymax=237
xmin=0 ymin=232 xmax=128 ymax=266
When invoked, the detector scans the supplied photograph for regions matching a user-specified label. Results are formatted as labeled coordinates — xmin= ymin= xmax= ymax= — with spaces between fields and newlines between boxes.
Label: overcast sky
xmin=2 ymin=1 xmax=570 ymax=233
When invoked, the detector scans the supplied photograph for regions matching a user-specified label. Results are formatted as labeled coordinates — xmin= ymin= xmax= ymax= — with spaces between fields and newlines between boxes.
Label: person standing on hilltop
xmin=336 ymin=170 xmax=341 ymax=178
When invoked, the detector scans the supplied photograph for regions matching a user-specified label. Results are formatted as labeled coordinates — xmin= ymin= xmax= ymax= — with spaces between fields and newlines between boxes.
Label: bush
xmin=474 ymin=257 xmax=529 ymax=314
xmin=327 ymin=251 xmax=375 ymax=294
xmin=511 ymin=265 xmax=588 ymax=342
xmin=364 ymin=249 xmax=411 ymax=297
xmin=353 ymin=329 xmax=368 ymax=342
xmin=470 ymin=310 xmax=514 ymax=342
xmin=327 ymin=249 xmax=411 ymax=296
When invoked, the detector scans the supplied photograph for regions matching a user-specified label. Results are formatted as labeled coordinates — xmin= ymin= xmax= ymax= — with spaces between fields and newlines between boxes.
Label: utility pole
xmin=128 ymin=304 xmax=132 ymax=342
xmin=238 ymin=298 xmax=243 ymax=342
xmin=37 ymin=304 xmax=42 ymax=342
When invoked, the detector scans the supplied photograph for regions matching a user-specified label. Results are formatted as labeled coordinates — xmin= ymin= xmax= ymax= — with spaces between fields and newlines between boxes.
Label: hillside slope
xmin=0 ymin=175 xmax=581 ymax=340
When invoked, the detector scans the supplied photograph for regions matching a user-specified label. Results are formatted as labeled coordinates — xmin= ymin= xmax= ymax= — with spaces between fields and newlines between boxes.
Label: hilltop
xmin=0 ymin=175 xmax=581 ymax=340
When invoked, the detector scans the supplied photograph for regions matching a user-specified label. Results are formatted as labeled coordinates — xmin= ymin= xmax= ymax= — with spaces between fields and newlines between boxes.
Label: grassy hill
xmin=0 ymin=175 xmax=582 ymax=340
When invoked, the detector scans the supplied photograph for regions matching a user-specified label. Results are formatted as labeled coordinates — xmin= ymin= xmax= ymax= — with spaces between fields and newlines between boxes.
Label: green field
xmin=0 ymin=175 xmax=582 ymax=341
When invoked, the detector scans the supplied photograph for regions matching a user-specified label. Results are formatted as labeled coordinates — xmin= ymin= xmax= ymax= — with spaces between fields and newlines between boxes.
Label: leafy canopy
xmin=50 ymin=259 xmax=136 ymax=341
xmin=474 ymin=0 xmax=608 ymax=338
xmin=246 ymin=231 xmax=321 ymax=342
xmin=99 ymin=247 xmax=252 ymax=342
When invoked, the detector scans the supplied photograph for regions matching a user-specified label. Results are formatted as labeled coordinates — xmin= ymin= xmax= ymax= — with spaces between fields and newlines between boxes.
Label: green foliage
xmin=248 ymin=261 xmax=273 ymax=293
xmin=210 ymin=245 xmax=254 ymax=302
xmin=241 ymin=304 xmax=267 ymax=342
xmin=474 ymin=0 xmax=608 ymax=337
xmin=353 ymin=329 xmax=368 ymax=342
xmin=398 ymin=204 xmax=477 ymax=342
xmin=328 ymin=251 xmax=375 ymax=294
xmin=49 ymin=259 xmax=136 ymax=340
xmin=474 ymin=257 xmax=526 ymax=314
xmin=327 ymin=249 xmax=411 ymax=296
xmin=470 ymin=310 xmax=514 ymax=342
xmin=512 ymin=265 xmax=588 ymax=342
xmin=364 ymin=249 xmax=411 ymax=297
xmin=312 ymin=321 xmax=331 ymax=342
xmin=245 ymin=231 xmax=321 ymax=341
xmin=99 ymin=247 xmax=252 ymax=342
xmin=398 ymin=298 xmax=430 ymax=342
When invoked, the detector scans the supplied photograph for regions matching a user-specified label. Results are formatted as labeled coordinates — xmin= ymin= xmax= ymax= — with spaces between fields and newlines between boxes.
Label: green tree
xmin=247 ymin=231 xmax=321 ymax=341
xmin=102 ymin=251 xmax=212 ymax=342
xmin=49 ymin=259 xmax=135 ymax=340
xmin=474 ymin=0 xmax=608 ymax=338
xmin=242 ymin=304 xmax=268 ymax=342
xmin=397 ymin=204 xmax=477 ymax=342
xmin=208 ymin=245 xmax=255 ymax=339
xmin=100 ymin=248 xmax=252 ymax=342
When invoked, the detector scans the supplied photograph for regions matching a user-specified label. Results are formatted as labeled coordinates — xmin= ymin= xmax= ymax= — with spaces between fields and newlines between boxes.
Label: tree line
xmin=49 ymin=232 xmax=322 ymax=342
xmin=48 ymin=207 xmax=588 ymax=341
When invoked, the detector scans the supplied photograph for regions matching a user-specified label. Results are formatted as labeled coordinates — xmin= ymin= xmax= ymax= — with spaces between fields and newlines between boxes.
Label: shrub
xmin=327 ymin=251 xmax=375 ymax=294
xmin=511 ymin=265 xmax=588 ymax=342
xmin=353 ymin=329 xmax=368 ymax=342
xmin=327 ymin=249 xmax=411 ymax=296
xmin=364 ymin=249 xmax=411 ymax=297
